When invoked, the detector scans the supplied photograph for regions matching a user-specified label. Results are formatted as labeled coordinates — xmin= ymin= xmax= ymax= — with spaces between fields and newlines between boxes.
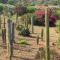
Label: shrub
xmin=26 ymin=6 xmax=36 ymax=13
xmin=19 ymin=28 xmax=30 ymax=36
xmin=34 ymin=9 xmax=56 ymax=26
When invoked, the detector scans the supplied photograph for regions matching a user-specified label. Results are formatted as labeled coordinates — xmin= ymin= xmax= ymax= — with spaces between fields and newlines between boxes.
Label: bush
xmin=34 ymin=9 xmax=56 ymax=26
xmin=26 ymin=6 xmax=36 ymax=13
xmin=19 ymin=28 xmax=30 ymax=36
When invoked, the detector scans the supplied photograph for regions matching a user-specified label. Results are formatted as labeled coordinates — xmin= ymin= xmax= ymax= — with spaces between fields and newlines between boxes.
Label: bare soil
xmin=0 ymin=26 xmax=60 ymax=60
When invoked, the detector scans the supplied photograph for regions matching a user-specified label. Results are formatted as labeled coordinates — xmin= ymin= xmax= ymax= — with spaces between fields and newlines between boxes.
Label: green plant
xmin=16 ymin=25 xmax=24 ymax=31
xmin=17 ymin=39 xmax=28 ymax=45
xmin=26 ymin=6 xmax=36 ymax=13
xmin=0 ymin=4 xmax=3 ymax=13
xmin=8 ymin=0 xmax=14 ymax=5
xmin=19 ymin=28 xmax=30 ymax=36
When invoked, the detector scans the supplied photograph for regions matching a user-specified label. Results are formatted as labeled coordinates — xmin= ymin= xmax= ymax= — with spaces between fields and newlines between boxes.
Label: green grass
xmin=17 ymin=39 xmax=29 ymax=45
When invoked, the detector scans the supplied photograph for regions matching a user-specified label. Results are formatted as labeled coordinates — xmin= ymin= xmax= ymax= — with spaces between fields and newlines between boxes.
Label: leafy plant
xmin=17 ymin=39 xmax=28 ymax=45
xmin=8 ymin=0 xmax=14 ymax=5
xmin=26 ymin=6 xmax=36 ymax=13
xmin=0 ymin=4 xmax=3 ymax=13
xmin=34 ymin=9 xmax=56 ymax=26
xmin=16 ymin=25 xmax=24 ymax=31
xmin=19 ymin=28 xmax=30 ymax=36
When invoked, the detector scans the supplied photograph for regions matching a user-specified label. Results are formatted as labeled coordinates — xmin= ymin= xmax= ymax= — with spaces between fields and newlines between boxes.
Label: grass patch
xmin=17 ymin=39 xmax=29 ymax=45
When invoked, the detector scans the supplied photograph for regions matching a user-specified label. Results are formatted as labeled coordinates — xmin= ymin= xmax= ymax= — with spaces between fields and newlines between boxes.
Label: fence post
xmin=31 ymin=15 xmax=34 ymax=33
xmin=0 ymin=15 xmax=1 ymax=29
xmin=41 ymin=28 xmax=44 ymax=41
xmin=36 ymin=34 xmax=39 ymax=45
xmin=7 ymin=19 xmax=13 ymax=60
xmin=2 ymin=28 xmax=6 ymax=44
xmin=45 ymin=8 xmax=50 ymax=60
xmin=10 ymin=22 xmax=15 ymax=56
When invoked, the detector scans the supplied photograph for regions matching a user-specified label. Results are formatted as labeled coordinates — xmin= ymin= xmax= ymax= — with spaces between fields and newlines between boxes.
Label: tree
xmin=27 ymin=6 xmax=36 ymax=33
xmin=14 ymin=3 xmax=27 ymax=25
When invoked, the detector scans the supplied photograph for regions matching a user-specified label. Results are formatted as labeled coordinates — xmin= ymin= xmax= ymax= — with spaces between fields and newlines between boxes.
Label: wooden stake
xmin=7 ymin=19 xmax=13 ymax=60
xmin=0 ymin=15 xmax=1 ymax=29
xmin=2 ymin=28 xmax=6 ymax=44
xmin=31 ymin=15 xmax=34 ymax=33
xmin=45 ymin=8 xmax=50 ymax=60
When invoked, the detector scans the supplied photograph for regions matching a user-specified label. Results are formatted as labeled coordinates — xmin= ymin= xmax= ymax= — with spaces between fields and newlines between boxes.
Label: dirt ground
xmin=0 ymin=26 xmax=60 ymax=60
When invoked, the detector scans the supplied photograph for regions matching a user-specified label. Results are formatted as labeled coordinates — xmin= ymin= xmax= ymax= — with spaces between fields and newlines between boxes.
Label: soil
xmin=0 ymin=26 xmax=60 ymax=60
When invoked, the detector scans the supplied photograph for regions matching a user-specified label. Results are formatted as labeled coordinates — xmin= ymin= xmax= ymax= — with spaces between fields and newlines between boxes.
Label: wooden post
xmin=41 ymin=28 xmax=44 ymax=41
xmin=7 ymin=19 xmax=13 ymax=60
xmin=11 ymin=23 xmax=15 ymax=43
xmin=0 ymin=15 xmax=1 ymax=29
xmin=26 ymin=15 xmax=28 ymax=29
xmin=3 ymin=12 xmax=6 ymax=28
xmin=16 ymin=13 xmax=19 ymax=25
xmin=36 ymin=34 xmax=39 ymax=45
xmin=10 ymin=22 xmax=15 ymax=56
xmin=31 ymin=15 xmax=34 ymax=33
xmin=45 ymin=8 xmax=50 ymax=60
xmin=2 ymin=28 xmax=6 ymax=44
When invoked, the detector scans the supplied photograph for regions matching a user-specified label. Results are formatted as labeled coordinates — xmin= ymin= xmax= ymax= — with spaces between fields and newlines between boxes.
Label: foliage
xmin=0 ymin=4 xmax=3 ymax=13
xmin=55 ymin=8 xmax=60 ymax=19
xmin=26 ymin=6 xmax=36 ymax=13
xmin=17 ymin=39 xmax=28 ymax=45
xmin=8 ymin=0 xmax=14 ymax=5
xmin=16 ymin=25 xmax=24 ymax=31
xmin=34 ymin=9 xmax=56 ymax=26
xmin=14 ymin=4 xmax=27 ymax=16
xmin=19 ymin=27 xmax=30 ymax=36
xmin=0 ymin=0 xmax=3 ymax=3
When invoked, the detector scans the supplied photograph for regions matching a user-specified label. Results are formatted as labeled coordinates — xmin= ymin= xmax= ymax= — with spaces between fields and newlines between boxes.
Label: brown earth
xmin=0 ymin=26 xmax=60 ymax=60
